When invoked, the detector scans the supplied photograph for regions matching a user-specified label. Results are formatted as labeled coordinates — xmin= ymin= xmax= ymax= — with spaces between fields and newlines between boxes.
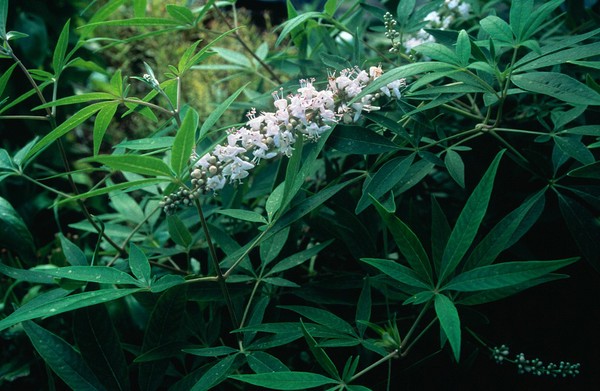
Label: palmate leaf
xmin=23 ymin=321 xmax=105 ymax=390
xmin=439 ymin=150 xmax=504 ymax=283
xmin=360 ymin=258 xmax=429 ymax=290
xmin=462 ymin=188 xmax=546 ymax=271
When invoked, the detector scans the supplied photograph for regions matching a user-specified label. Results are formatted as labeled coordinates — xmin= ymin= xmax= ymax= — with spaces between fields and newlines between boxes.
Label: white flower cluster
xmin=386 ymin=0 xmax=471 ymax=53
xmin=161 ymin=66 xmax=406 ymax=213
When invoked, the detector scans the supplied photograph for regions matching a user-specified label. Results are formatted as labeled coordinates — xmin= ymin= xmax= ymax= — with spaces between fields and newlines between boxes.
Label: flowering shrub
xmin=1 ymin=0 xmax=599 ymax=389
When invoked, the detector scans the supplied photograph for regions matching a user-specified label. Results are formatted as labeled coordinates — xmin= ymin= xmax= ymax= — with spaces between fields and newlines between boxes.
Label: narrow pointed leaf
xmin=0 ymin=196 xmax=36 ymax=261
xmin=439 ymin=151 xmax=504 ymax=282
xmin=431 ymin=196 xmax=451 ymax=274
xmin=230 ymin=371 xmax=337 ymax=390
xmin=172 ymin=108 xmax=199 ymax=176
xmin=129 ymin=243 xmax=151 ymax=284
xmin=52 ymin=20 xmax=71 ymax=73
xmin=248 ymin=351 xmax=290 ymax=373
xmin=512 ymin=72 xmax=600 ymax=105
xmin=93 ymin=103 xmax=119 ymax=155
xmin=23 ymin=321 xmax=105 ymax=390
xmin=360 ymin=258 xmax=429 ymax=289
xmin=371 ymin=197 xmax=432 ymax=283
xmin=434 ymin=294 xmax=461 ymax=362
xmin=280 ymin=306 xmax=355 ymax=336
xmin=300 ymin=320 xmax=340 ymax=380
xmin=199 ymin=84 xmax=248 ymax=139
xmin=329 ymin=125 xmax=400 ymax=155
xmin=455 ymin=30 xmax=471 ymax=66
xmin=356 ymin=153 xmax=414 ymax=213
xmin=59 ymin=233 xmax=88 ymax=266
xmin=191 ymin=355 xmax=239 ymax=391
xmin=139 ymin=285 xmax=187 ymax=391
xmin=25 ymin=102 xmax=111 ymax=160
xmin=480 ymin=15 xmax=514 ymax=44
xmin=558 ymin=193 xmax=600 ymax=272
xmin=444 ymin=149 xmax=465 ymax=188
xmin=40 ymin=266 xmax=141 ymax=286
xmin=167 ymin=214 xmax=193 ymax=248
xmin=0 ymin=288 xmax=140 ymax=332
xmin=463 ymin=188 xmax=546 ymax=271
xmin=84 ymin=155 xmax=174 ymax=178
xmin=443 ymin=258 xmax=578 ymax=292
xmin=73 ymin=305 xmax=130 ymax=391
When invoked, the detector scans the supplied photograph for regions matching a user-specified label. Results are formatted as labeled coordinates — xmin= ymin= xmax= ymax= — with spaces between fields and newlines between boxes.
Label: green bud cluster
xmin=491 ymin=344 xmax=580 ymax=378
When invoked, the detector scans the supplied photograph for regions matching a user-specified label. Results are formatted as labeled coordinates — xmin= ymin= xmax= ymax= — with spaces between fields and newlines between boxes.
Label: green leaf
xmin=247 ymin=351 xmax=290 ymax=373
xmin=431 ymin=196 xmax=451 ymax=275
xmin=568 ymin=161 xmax=600 ymax=179
xmin=515 ymin=42 xmax=600 ymax=72
xmin=129 ymin=243 xmax=151 ymax=284
xmin=521 ymin=0 xmax=564 ymax=40
xmin=0 ymin=0 xmax=7 ymax=38
xmin=0 ymin=262 xmax=55 ymax=284
xmin=434 ymin=294 xmax=461 ymax=362
xmin=444 ymin=149 xmax=465 ymax=188
xmin=509 ymin=0 xmax=533 ymax=42
xmin=84 ymin=154 xmax=174 ymax=177
xmin=414 ymin=43 xmax=460 ymax=65
xmin=0 ymin=288 xmax=141 ymax=332
xmin=355 ymin=278 xmax=371 ymax=337
xmin=480 ymin=15 xmax=514 ymax=45
xmin=183 ymin=346 xmax=238 ymax=357
xmin=73 ymin=305 xmax=130 ymax=391
xmin=329 ymin=125 xmax=400 ymax=155
xmin=217 ymin=209 xmax=268 ymax=225
xmin=462 ymin=188 xmax=546 ymax=271
xmin=230 ymin=371 xmax=337 ymax=390
xmin=33 ymin=93 xmax=117 ymax=110
xmin=191 ymin=355 xmax=239 ymax=391
xmin=0 ymin=196 xmax=36 ymax=261
xmin=511 ymin=72 xmax=600 ymax=105
xmin=280 ymin=306 xmax=355 ymax=336
xmin=166 ymin=4 xmax=194 ymax=24
xmin=40 ymin=266 xmax=141 ymax=286
xmin=267 ymin=241 xmax=331 ymax=276
xmin=83 ymin=17 xmax=180 ymax=29
xmin=56 ymin=178 xmax=166 ymax=206
xmin=275 ymin=11 xmax=325 ymax=46
xmin=319 ymin=53 xmax=351 ymax=70
xmin=260 ymin=227 xmax=291 ymax=267
xmin=199 ymin=84 xmax=248 ymax=139
xmin=397 ymin=0 xmax=415 ymax=23
xmin=0 ymin=63 xmax=18 ymax=97
xmin=356 ymin=154 xmax=414 ymax=214
xmin=93 ymin=103 xmax=119 ymax=156
xmin=371 ymin=197 xmax=432 ymax=284
xmin=172 ymin=107 xmax=199 ymax=176
xmin=558 ymin=193 xmax=600 ymax=272
xmin=22 ymin=321 xmax=105 ymax=390
xmin=167 ymin=214 xmax=193 ymax=248
xmin=360 ymin=258 xmax=429 ymax=289
xmin=266 ymin=182 xmax=285 ymax=222
xmin=25 ymin=102 xmax=111 ymax=160
xmin=457 ymin=274 xmax=567 ymax=305
xmin=150 ymin=274 xmax=185 ymax=293
xmin=300 ymin=320 xmax=340 ymax=380
xmin=443 ymin=258 xmax=578 ymax=292
xmin=59 ymin=233 xmax=88 ymax=266
xmin=553 ymin=135 xmax=595 ymax=165
xmin=52 ymin=20 xmax=70 ymax=73
xmin=139 ymin=285 xmax=188 ymax=391
xmin=116 ymin=137 xmax=174 ymax=150
xmin=394 ymin=159 xmax=435 ymax=194
xmin=455 ymin=30 xmax=471 ymax=66
xmin=439 ymin=151 xmax=504 ymax=283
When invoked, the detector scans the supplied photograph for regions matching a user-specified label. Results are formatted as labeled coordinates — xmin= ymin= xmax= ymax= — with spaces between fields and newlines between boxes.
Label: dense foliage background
xmin=1 ymin=0 xmax=599 ymax=389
